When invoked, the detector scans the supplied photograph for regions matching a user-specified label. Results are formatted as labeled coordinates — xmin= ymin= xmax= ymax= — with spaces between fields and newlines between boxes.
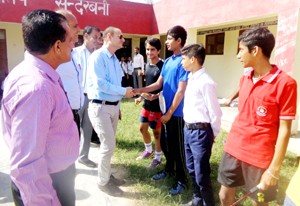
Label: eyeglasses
xmin=117 ymin=34 xmax=124 ymax=39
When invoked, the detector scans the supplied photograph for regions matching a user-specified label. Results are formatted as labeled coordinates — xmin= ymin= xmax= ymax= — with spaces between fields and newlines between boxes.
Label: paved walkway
xmin=1 ymin=107 xmax=299 ymax=206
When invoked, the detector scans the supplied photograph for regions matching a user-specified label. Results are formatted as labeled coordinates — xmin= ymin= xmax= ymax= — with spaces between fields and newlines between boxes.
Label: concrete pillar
xmin=187 ymin=27 xmax=198 ymax=44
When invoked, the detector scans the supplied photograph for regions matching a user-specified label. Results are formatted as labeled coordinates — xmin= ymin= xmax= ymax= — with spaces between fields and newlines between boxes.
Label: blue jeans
xmin=184 ymin=125 xmax=215 ymax=206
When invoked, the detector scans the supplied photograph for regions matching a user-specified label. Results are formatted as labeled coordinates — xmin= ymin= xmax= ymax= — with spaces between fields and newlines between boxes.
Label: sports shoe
xmin=136 ymin=150 xmax=154 ymax=160
xmin=169 ymin=181 xmax=185 ymax=195
xmin=152 ymin=171 xmax=167 ymax=180
xmin=147 ymin=158 xmax=161 ymax=170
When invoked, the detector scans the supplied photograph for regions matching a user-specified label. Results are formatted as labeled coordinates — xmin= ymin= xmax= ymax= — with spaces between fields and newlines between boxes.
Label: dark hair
xmin=83 ymin=25 xmax=100 ymax=36
xmin=238 ymin=27 xmax=275 ymax=58
xmin=145 ymin=37 xmax=161 ymax=51
xmin=167 ymin=25 xmax=187 ymax=47
xmin=181 ymin=43 xmax=206 ymax=66
xmin=22 ymin=9 xmax=67 ymax=55
xmin=134 ymin=46 xmax=140 ymax=51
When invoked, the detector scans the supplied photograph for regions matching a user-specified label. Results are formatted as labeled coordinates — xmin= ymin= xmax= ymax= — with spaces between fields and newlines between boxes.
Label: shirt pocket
xmin=254 ymin=97 xmax=278 ymax=124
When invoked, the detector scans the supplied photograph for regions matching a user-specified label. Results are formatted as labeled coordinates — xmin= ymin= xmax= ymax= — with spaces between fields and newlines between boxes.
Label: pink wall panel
xmin=0 ymin=0 xmax=156 ymax=35
xmin=153 ymin=0 xmax=300 ymax=33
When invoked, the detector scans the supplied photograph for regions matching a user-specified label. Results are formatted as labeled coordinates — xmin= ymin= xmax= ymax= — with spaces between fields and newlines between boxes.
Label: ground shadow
xmin=0 ymin=172 xmax=13 ymax=204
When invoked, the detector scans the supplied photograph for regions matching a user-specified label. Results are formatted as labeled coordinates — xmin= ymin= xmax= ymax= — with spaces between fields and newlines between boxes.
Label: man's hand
xmin=161 ymin=113 xmax=172 ymax=124
xmin=132 ymin=88 xmax=142 ymax=96
xmin=259 ymin=169 xmax=279 ymax=190
xmin=135 ymin=97 xmax=142 ymax=105
xmin=124 ymin=87 xmax=134 ymax=98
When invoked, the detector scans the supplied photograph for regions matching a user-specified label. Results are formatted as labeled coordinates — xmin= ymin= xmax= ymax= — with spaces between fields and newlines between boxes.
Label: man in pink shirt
xmin=1 ymin=10 xmax=79 ymax=206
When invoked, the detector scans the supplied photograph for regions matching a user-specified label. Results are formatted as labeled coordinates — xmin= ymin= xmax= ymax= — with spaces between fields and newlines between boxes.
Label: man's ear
xmin=252 ymin=46 xmax=259 ymax=56
xmin=54 ymin=40 xmax=62 ymax=54
xmin=177 ymin=37 xmax=182 ymax=45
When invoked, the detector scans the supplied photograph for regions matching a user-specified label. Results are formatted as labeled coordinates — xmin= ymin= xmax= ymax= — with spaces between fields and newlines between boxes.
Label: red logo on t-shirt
xmin=256 ymin=106 xmax=267 ymax=117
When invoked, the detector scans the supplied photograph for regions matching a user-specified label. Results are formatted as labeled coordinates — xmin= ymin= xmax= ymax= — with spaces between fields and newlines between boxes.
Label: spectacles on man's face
xmin=117 ymin=34 xmax=124 ymax=39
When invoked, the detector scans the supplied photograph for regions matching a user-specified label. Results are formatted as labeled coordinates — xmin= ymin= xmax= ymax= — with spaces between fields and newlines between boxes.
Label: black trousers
xmin=11 ymin=164 xmax=76 ymax=206
xmin=160 ymin=116 xmax=187 ymax=184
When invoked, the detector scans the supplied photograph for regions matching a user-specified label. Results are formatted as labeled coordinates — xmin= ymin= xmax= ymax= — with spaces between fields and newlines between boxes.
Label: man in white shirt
xmin=132 ymin=47 xmax=144 ymax=89
xmin=56 ymin=10 xmax=82 ymax=133
xmin=73 ymin=26 xmax=101 ymax=168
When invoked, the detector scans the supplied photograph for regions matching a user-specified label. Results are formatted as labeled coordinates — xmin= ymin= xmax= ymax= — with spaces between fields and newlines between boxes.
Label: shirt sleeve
xmin=3 ymin=87 xmax=61 ymax=205
xmin=279 ymin=79 xmax=297 ymax=120
xmin=178 ymin=64 xmax=189 ymax=82
xmin=202 ymin=81 xmax=222 ymax=136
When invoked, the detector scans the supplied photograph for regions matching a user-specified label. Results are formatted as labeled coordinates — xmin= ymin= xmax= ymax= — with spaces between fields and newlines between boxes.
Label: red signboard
xmin=0 ymin=0 xmax=157 ymax=35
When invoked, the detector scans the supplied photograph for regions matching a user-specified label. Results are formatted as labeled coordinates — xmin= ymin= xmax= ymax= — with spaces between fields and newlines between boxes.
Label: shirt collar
xmin=103 ymin=46 xmax=114 ymax=58
xmin=24 ymin=51 xmax=61 ymax=83
xmin=245 ymin=65 xmax=281 ymax=83
xmin=188 ymin=67 xmax=205 ymax=79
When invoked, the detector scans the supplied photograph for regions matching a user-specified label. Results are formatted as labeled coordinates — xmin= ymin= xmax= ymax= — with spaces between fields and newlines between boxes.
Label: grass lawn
xmin=113 ymin=99 xmax=298 ymax=206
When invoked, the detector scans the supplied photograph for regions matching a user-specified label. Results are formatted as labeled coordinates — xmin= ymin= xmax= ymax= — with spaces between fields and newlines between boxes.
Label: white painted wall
xmin=0 ymin=22 xmax=24 ymax=72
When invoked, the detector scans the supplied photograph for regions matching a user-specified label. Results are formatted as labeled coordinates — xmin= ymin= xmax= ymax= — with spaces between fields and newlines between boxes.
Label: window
xmin=205 ymin=33 xmax=225 ymax=55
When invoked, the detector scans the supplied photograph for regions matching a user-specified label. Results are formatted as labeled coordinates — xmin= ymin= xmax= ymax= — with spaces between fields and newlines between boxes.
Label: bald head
xmin=56 ymin=9 xmax=80 ymax=43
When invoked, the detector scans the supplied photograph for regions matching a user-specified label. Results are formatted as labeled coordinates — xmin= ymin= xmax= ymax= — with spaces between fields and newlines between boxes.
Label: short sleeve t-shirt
xmin=143 ymin=60 xmax=163 ymax=112
xmin=224 ymin=65 xmax=297 ymax=169
xmin=161 ymin=54 xmax=188 ymax=117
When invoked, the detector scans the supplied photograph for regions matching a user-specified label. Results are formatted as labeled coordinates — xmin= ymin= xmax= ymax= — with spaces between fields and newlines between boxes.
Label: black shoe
xmin=97 ymin=181 xmax=124 ymax=196
xmin=110 ymin=175 xmax=126 ymax=186
xmin=78 ymin=159 xmax=97 ymax=168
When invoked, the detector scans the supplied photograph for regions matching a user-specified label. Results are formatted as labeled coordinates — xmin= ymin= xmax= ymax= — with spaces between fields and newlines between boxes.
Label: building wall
xmin=0 ymin=22 xmax=23 ymax=72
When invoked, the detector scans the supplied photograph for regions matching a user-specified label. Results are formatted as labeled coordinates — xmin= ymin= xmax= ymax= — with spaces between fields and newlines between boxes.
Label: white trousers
xmin=88 ymin=102 xmax=120 ymax=185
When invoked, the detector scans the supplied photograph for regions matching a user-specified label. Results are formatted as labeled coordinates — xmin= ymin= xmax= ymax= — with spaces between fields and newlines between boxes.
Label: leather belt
xmin=91 ymin=99 xmax=119 ymax=106
xmin=185 ymin=122 xmax=209 ymax=130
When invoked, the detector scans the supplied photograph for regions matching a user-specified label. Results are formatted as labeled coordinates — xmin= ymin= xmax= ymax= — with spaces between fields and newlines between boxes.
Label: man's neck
xmin=252 ymin=60 xmax=272 ymax=78
xmin=173 ymin=47 xmax=182 ymax=56
xmin=149 ymin=57 xmax=160 ymax=65
xmin=84 ymin=42 xmax=94 ymax=53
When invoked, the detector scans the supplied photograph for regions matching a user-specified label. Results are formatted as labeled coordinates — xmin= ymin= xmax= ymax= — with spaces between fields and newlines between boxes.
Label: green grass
xmin=113 ymin=99 xmax=298 ymax=206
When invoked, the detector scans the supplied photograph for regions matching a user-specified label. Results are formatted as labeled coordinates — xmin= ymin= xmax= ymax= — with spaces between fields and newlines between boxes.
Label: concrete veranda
xmin=1 ymin=107 xmax=299 ymax=205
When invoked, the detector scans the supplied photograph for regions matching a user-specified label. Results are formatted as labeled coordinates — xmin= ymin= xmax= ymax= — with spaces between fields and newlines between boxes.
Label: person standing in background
xmin=87 ymin=26 xmax=134 ymax=196
xmin=2 ymin=10 xmax=79 ymax=206
xmin=133 ymin=47 xmax=144 ymax=89
xmin=120 ymin=56 xmax=128 ymax=87
xmin=56 ymin=9 xmax=82 ymax=133
xmin=73 ymin=25 xmax=101 ymax=168
xmin=127 ymin=56 xmax=134 ymax=87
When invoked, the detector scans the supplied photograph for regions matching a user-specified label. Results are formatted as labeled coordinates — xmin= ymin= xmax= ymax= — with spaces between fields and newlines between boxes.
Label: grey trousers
xmin=88 ymin=102 xmax=119 ymax=185
xmin=79 ymin=95 xmax=94 ymax=160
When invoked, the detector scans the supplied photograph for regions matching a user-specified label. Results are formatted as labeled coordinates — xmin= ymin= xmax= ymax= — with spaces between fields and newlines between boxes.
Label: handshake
xmin=124 ymin=87 xmax=140 ymax=98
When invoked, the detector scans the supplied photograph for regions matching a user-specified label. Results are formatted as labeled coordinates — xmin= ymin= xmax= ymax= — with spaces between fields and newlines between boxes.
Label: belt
xmin=134 ymin=67 xmax=141 ymax=70
xmin=185 ymin=122 xmax=209 ymax=130
xmin=91 ymin=99 xmax=119 ymax=106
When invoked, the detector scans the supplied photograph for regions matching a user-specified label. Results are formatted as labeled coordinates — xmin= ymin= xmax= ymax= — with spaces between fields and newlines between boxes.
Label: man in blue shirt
xmin=86 ymin=26 xmax=133 ymax=197
xmin=134 ymin=25 xmax=189 ymax=195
